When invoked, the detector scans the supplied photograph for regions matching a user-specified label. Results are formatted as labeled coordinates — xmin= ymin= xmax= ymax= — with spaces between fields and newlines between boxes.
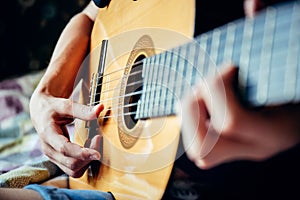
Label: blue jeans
xmin=24 ymin=184 xmax=115 ymax=200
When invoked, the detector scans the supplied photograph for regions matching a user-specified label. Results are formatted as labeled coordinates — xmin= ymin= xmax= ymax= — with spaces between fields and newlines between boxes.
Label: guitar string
xmin=87 ymin=6 xmax=298 ymax=117
xmin=91 ymin=59 xmax=144 ymax=85
xmin=87 ymin=35 xmax=293 ymax=106
xmin=87 ymin=50 xmax=296 ymax=116
xmin=94 ymin=80 xmax=144 ymax=96
xmin=77 ymin=2 xmax=299 ymax=123
xmin=95 ymin=95 xmax=177 ymax=120
xmin=90 ymin=29 xmax=292 ymax=96
xmin=88 ymin=81 xmax=185 ymax=106
xmin=94 ymin=91 xmax=180 ymax=120
xmin=93 ymin=68 xmax=144 ymax=90
xmin=89 ymin=11 xmax=295 ymax=91
xmin=91 ymin=2 xmax=296 ymax=86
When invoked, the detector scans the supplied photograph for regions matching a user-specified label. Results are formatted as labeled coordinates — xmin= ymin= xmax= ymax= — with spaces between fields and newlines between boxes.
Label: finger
xmin=218 ymin=65 xmax=240 ymax=112
xmin=183 ymin=65 xmax=242 ymax=163
xmin=89 ymin=135 xmax=102 ymax=153
xmin=216 ymin=65 xmax=260 ymax=140
xmin=244 ymin=0 xmax=264 ymax=18
xmin=53 ymin=98 xmax=104 ymax=121
xmin=54 ymin=117 xmax=74 ymax=125
xmin=210 ymin=65 xmax=246 ymax=135
xmin=54 ymin=158 xmax=91 ymax=178
xmin=72 ymin=102 xmax=104 ymax=120
xmin=40 ymin=122 xmax=101 ymax=161
xmin=196 ymin=66 xmax=230 ymax=133
xmin=192 ymin=130 xmax=268 ymax=169
xmin=181 ymin=84 xmax=211 ymax=163
xmin=41 ymin=140 xmax=95 ymax=177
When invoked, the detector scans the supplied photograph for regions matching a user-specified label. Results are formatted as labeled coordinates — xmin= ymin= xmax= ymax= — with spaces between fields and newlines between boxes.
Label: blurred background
xmin=0 ymin=0 xmax=90 ymax=81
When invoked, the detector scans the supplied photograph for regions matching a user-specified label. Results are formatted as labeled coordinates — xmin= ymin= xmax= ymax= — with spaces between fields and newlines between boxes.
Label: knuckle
xmin=69 ymin=170 xmax=84 ymax=178
xmin=62 ymin=99 xmax=72 ymax=113
xmin=68 ymin=160 xmax=78 ymax=171
xmin=58 ymin=141 xmax=68 ymax=156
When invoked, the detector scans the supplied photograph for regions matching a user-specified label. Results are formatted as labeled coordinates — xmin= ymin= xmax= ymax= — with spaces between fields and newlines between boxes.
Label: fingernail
xmin=90 ymin=154 xmax=100 ymax=160
xmin=92 ymin=104 xmax=104 ymax=117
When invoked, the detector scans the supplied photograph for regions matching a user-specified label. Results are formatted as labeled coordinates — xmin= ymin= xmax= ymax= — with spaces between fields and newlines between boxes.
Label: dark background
xmin=0 ymin=0 xmax=284 ymax=82
xmin=0 ymin=0 xmax=90 ymax=81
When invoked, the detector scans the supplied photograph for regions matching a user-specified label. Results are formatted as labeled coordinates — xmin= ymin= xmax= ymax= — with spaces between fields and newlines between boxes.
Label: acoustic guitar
xmin=69 ymin=0 xmax=300 ymax=199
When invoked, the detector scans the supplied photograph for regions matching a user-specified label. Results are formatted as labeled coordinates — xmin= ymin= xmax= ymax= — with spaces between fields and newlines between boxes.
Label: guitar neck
xmin=136 ymin=0 xmax=300 ymax=120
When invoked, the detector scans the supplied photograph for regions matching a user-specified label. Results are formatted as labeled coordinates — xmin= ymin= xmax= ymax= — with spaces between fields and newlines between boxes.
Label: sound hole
xmin=123 ymin=55 xmax=145 ymax=129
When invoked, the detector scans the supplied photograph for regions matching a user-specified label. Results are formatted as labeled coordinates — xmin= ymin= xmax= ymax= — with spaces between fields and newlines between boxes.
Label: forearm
xmin=0 ymin=188 xmax=42 ymax=200
xmin=36 ymin=12 xmax=94 ymax=98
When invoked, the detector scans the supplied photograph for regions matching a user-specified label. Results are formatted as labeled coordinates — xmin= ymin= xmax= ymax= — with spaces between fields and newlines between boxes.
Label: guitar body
xmin=69 ymin=0 xmax=195 ymax=199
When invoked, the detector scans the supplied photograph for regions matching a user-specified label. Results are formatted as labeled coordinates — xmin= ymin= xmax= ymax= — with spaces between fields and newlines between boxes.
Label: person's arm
xmin=181 ymin=65 xmax=300 ymax=169
xmin=181 ymin=0 xmax=300 ymax=169
xmin=29 ymin=1 xmax=104 ymax=178
xmin=0 ymin=188 xmax=42 ymax=200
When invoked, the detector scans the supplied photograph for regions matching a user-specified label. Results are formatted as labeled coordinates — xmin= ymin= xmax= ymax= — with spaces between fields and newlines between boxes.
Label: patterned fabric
xmin=0 ymin=70 xmax=63 ymax=188
xmin=0 ymin=70 xmax=44 ymax=152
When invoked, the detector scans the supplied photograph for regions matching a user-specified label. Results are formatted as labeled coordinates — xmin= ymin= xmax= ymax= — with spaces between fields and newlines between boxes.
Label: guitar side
xmin=69 ymin=0 xmax=195 ymax=199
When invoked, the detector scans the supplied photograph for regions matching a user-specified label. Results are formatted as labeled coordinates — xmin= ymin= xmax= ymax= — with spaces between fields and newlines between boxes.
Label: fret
xmin=198 ymin=33 xmax=208 ymax=76
xmin=176 ymin=46 xmax=186 ymax=100
xmin=163 ymin=51 xmax=172 ymax=116
xmin=185 ymin=41 xmax=199 ymax=85
xmin=257 ymin=7 xmax=276 ymax=105
xmin=149 ymin=55 xmax=160 ymax=117
xmin=159 ymin=52 xmax=169 ymax=116
xmin=284 ymin=3 xmax=300 ymax=102
xmin=152 ymin=54 xmax=162 ymax=115
xmin=239 ymin=18 xmax=254 ymax=89
xmin=247 ymin=16 xmax=264 ymax=74
xmin=203 ymin=34 xmax=213 ymax=76
xmin=157 ymin=53 xmax=166 ymax=116
xmin=186 ymin=42 xmax=196 ymax=86
xmin=139 ymin=58 xmax=148 ymax=118
xmin=216 ymin=29 xmax=227 ymax=65
xmin=241 ymin=28 xmax=262 ymax=103
xmin=138 ymin=59 xmax=146 ymax=118
xmin=145 ymin=57 xmax=155 ymax=117
xmin=166 ymin=51 xmax=176 ymax=115
xmin=223 ymin=22 xmax=236 ymax=63
xmin=136 ymin=1 xmax=300 ymax=119
xmin=172 ymin=47 xmax=181 ymax=105
xmin=210 ymin=28 xmax=221 ymax=64
xmin=171 ymin=47 xmax=182 ymax=114
xmin=296 ymin=75 xmax=300 ymax=102
xmin=192 ymin=41 xmax=201 ymax=85
xmin=231 ymin=22 xmax=244 ymax=66
xmin=206 ymin=28 xmax=221 ymax=77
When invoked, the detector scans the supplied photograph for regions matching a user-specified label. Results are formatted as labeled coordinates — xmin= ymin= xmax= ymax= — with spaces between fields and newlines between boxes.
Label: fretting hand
xmin=181 ymin=64 xmax=300 ymax=169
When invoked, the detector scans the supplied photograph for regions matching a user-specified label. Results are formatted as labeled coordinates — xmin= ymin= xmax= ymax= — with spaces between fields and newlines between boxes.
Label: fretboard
xmin=136 ymin=0 xmax=300 ymax=119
